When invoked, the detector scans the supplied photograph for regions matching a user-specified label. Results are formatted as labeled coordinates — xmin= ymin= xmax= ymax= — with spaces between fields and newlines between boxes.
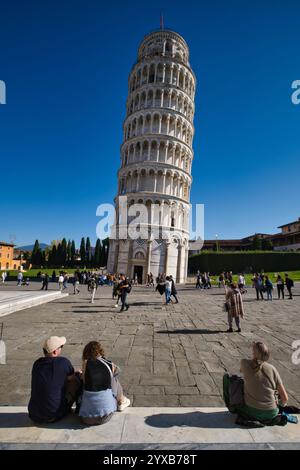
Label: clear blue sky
xmin=0 ymin=0 xmax=299 ymax=247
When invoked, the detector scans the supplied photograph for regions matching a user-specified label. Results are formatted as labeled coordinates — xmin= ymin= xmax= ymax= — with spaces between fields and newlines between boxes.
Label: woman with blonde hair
xmin=223 ymin=341 xmax=289 ymax=424
xmin=79 ymin=341 xmax=130 ymax=425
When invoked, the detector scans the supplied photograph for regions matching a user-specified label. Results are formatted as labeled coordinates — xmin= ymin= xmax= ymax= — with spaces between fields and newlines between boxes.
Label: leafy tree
xmin=251 ymin=234 xmax=262 ymax=250
xmin=262 ymin=238 xmax=273 ymax=251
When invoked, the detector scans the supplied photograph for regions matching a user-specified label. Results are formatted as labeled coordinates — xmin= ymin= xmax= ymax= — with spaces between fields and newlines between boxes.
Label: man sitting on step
xmin=28 ymin=336 xmax=81 ymax=424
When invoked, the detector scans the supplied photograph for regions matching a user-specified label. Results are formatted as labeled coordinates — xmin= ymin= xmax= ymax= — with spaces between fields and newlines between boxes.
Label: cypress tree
xmin=94 ymin=239 xmax=102 ymax=268
xmin=86 ymin=237 xmax=91 ymax=264
xmin=71 ymin=240 xmax=76 ymax=265
xmin=51 ymin=245 xmax=57 ymax=267
xmin=31 ymin=240 xmax=40 ymax=267
xmin=80 ymin=237 xmax=86 ymax=266
xmin=67 ymin=240 xmax=72 ymax=266
xmin=61 ymin=238 xmax=67 ymax=267
xmin=56 ymin=243 xmax=63 ymax=267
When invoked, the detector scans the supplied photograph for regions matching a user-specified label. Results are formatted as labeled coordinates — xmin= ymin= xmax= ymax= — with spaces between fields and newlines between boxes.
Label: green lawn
xmin=0 ymin=268 xmax=77 ymax=279
xmin=189 ymin=271 xmax=300 ymax=285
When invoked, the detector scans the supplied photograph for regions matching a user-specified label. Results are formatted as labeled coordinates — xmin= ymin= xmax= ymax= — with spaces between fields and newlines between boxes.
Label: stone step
xmin=0 ymin=406 xmax=299 ymax=449
xmin=0 ymin=291 xmax=68 ymax=317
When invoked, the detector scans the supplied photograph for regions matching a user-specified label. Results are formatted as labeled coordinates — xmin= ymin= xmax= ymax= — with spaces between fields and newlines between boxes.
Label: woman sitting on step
xmin=79 ymin=341 xmax=130 ymax=425
xmin=223 ymin=341 xmax=289 ymax=424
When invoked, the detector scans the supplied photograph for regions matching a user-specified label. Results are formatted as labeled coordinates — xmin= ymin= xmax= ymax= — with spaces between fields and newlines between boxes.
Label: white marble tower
xmin=107 ymin=29 xmax=196 ymax=283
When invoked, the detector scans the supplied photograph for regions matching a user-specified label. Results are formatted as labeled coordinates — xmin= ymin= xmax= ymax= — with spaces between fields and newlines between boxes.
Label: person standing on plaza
xmin=253 ymin=273 xmax=264 ymax=300
xmin=170 ymin=275 xmax=179 ymax=303
xmin=165 ymin=276 xmax=172 ymax=305
xmin=73 ymin=273 xmax=80 ymax=295
xmin=195 ymin=272 xmax=201 ymax=288
xmin=225 ymin=283 xmax=244 ymax=333
xmin=58 ymin=273 xmax=64 ymax=291
xmin=2 ymin=271 xmax=7 ymax=283
xmin=265 ymin=275 xmax=273 ymax=301
xmin=63 ymin=273 xmax=69 ymax=291
xmin=41 ymin=273 xmax=49 ymax=291
xmin=119 ymin=274 xmax=130 ymax=312
xmin=238 ymin=273 xmax=246 ymax=294
xmin=276 ymin=274 xmax=285 ymax=300
xmin=17 ymin=270 xmax=23 ymax=286
xmin=113 ymin=276 xmax=122 ymax=308
xmin=285 ymin=274 xmax=294 ymax=300
xmin=156 ymin=275 xmax=166 ymax=303
xmin=218 ymin=272 xmax=225 ymax=288
xmin=88 ymin=275 xmax=98 ymax=304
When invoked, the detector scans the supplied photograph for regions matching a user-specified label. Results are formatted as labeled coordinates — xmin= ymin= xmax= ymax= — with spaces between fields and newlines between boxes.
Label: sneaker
xmin=114 ymin=304 xmax=119 ymax=308
xmin=236 ymin=328 xmax=241 ymax=333
xmin=118 ymin=397 xmax=130 ymax=412
xmin=125 ymin=305 xmax=130 ymax=311
xmin=226 ymin=328 xmax=233 ymax=333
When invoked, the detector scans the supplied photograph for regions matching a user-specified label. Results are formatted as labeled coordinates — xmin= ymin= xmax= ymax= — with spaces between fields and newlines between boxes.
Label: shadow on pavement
xmin=145 ymin=411 xmax=237 ymax=429
xmin=0 ymin=412 xmax=85 ymax=430
xmin=157 ymin=329 xmax=223 ymax=335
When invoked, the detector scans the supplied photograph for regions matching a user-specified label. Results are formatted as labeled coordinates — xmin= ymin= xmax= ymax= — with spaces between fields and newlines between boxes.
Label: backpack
xmin=126 ymin=282 xmax=132 ymax=294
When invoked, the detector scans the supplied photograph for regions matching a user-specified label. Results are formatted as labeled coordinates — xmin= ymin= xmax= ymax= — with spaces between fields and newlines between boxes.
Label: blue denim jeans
xmin=165 ymin=288 xmax=171 ymax=304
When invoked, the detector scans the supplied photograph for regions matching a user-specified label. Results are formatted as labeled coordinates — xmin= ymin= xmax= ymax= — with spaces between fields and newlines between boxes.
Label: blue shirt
xmin=28 ymin=356 xmax=74 ymax=423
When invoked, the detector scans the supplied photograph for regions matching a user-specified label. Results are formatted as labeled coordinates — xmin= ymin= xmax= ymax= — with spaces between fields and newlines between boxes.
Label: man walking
xmin=88 ymin=275 xmax=97 ymax=304
xmin=17 ymin=271 xmax=23 ymax=286
xmin=285 ymin=274 xmax=294 ymax=300
xmin=58 ymin=273 xmax=64 ymax=291
xmin=41 ymin=273 xmax=49 ymax=291
xmin=73 ymin=274 xmax=80 ymax=295
xmin=165 ymin=276 xmax=172 ymax=305
xmin=170 ymin=275 xmax=179 ymax=303
xmin=119 ymin=274 xmax=130 ymax=312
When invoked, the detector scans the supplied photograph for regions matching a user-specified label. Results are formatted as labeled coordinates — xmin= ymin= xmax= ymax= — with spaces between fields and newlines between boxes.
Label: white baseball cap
xmin=43 ymin=336 xmax=66 ymax=353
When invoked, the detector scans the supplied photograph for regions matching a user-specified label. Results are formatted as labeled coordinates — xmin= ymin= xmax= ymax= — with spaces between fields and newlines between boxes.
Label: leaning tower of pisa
xmin=107 ymin=29 xmax=196 ymax=283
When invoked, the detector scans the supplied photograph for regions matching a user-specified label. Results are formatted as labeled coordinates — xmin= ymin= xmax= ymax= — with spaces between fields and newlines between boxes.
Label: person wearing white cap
xmin=28 ymin=336 xmax=82 ymax=424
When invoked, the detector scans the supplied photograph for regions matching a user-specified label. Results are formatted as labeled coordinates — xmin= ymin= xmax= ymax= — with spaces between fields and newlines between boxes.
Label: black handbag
xmin=228 ymin=374 xmax=245 ymax=406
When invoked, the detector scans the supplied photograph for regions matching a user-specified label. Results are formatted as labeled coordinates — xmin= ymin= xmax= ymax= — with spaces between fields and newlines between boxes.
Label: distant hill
xmin=16 ymin=243 xmax=49 ymax=251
